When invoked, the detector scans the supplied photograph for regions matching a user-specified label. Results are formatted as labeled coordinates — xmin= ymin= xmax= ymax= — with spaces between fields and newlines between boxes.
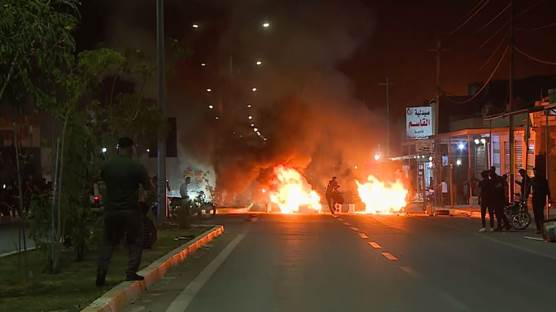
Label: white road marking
xmin=524 ymin=236 xmax=544 ymax=241
xmin=166 ymin=233 xmax=246 ymax=312
xmin=381 ymin=252 xmax=398 ymax=261
xmin=368 ymin=242 xmax=382 ymax=249
xmin=358 ymin=233 xmax=369 ymax=239
xmin=482 ymin=235 xmax=556 ymax=260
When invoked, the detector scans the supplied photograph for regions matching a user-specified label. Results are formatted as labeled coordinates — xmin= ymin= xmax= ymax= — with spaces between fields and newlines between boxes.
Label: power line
xmin=448 ymin=0 xmax=491 ymax=37
xmin=479 ymin=32 xmax=507 ymax=71
xmin=444 ymin=46 xmax=509 ymax=104
xmin=514 ymin=45 xmax=556 ymax=66
xmin=477 ymin=3 xmax=510 ymax=32
xmin=515 ymin=0 xmax=546 ymax=19
xmin=516 ymin=21 xmax=556 ymax=32
xmin=479 ymin=21 xmax=509 ymax=49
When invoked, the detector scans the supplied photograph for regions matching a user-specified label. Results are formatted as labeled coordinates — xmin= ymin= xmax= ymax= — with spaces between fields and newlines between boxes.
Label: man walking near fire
xmin=326 ymin=177 xmax=340 ymax=214
xmin=96 ymin=137 xmax=151 ymax=287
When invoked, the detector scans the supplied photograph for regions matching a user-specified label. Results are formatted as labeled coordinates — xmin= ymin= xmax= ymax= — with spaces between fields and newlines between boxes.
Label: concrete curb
xmin=449 ymin=209 xmax=481 ymax=218
xmin=81 ymin=225 xmax=224 ymax=312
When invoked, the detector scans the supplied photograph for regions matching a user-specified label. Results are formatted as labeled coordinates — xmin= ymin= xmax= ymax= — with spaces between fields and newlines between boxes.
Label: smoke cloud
xmin=98 ymin=0 xmax=383 ymax=205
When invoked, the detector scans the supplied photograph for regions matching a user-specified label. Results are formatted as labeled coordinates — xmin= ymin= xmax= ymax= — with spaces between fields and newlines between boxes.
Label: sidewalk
xmin=434 ymin=205 xmax=556 ymax=219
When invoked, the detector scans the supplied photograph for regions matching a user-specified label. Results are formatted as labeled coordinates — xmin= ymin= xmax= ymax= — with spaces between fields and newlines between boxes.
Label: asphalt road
xmin=0 ymin=224 xmax=34 ymax=257
xmin=124 ymin=213 xmax=556 ymax=312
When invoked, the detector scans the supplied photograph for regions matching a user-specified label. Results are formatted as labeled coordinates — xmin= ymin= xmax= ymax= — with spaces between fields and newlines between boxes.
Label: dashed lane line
xmin=368 ymin=242 xmax=382 ymax=249
xmin=381 ymin=252 xmax=398 ymax=261
xmin=350 ymin=226 xmax=360 ymax=232
xmin=358 ymin=232 xmax=369 ymax=239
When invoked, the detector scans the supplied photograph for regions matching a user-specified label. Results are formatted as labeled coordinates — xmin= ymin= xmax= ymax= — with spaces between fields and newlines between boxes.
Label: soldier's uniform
xmin=97 ymin=153 xmax=150 ymax=284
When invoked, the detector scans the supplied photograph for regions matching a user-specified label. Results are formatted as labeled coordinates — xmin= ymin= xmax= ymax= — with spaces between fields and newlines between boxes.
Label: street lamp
xmin=374 ymin=153 xmax=382 ymax=161
xmin=457 ymin=143 xmax=465 ymax=151
xmin=201 ymin=62 xmax=206 ymax=67
xmin=192 ymin=23 xmax=199 ymax=29
xmin=101 ymin=147 xmax=107 ymax=153
xmin=208 ymin=105 xmax=214 ymax=109
xmin=252 ymin=87 xmax=257 ymax=92
xmin=256 ymin=60 xmax=263 ymax=66
xmin=248 ymin=115 xmax=253 ymax=120
xmin=456 ymin=159 xmax=462 ymax=166
xmin=206 ymin=88 xmax=212 ymax=92
xmin=262 ymin=21 xmax=271 ymax=28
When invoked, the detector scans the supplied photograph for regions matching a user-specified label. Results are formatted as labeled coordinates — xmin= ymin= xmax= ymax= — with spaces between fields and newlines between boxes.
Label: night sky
xmin=77 ymin=0 xmax=556 ymax=120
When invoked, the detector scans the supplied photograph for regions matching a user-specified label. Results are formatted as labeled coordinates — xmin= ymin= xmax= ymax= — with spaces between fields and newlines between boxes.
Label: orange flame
xmin=269 ymin=166 xmax=322 ymax=213
xmin=356 ymin=175 xmax=408 ymax=214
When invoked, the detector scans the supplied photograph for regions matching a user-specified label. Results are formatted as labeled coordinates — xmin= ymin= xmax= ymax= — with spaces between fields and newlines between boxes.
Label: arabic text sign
xmin=406 ymin=106 xmax=432 ymax=139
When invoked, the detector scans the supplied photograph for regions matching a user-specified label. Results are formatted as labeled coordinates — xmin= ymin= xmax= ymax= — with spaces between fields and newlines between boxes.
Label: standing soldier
xmin=531 ymin=167 xmax=551 ymax=234
xmin=96 ymin=137 xmax=151 ymax=287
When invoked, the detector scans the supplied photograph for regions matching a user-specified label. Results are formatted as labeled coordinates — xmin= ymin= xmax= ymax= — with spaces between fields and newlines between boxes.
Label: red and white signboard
xmin=406 ymin=106 xmax=433 ymax=139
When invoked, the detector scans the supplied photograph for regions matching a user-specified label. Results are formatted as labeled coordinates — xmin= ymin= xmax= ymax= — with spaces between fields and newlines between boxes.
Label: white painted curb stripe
xmin=166 ymin=233 xmax=246 ymax=312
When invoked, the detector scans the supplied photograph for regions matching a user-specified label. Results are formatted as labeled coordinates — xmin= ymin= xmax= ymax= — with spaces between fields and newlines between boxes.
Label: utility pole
xmin=508 ymin=0 xmax=515 ymax=201
xmin=428 ymin=40 xmax=447 ymax=207
xmin=379 ymin=77 xmax=392 ymax=157
xmin=156 ymin=0 xmax=167 ymax=223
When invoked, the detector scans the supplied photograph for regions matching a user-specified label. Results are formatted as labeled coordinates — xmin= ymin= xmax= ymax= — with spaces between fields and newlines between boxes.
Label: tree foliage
xmin=0 ymin=0 xmax=79 ymax=107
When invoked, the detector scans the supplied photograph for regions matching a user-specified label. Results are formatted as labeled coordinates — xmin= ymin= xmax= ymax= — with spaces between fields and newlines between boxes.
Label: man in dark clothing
xmin=490 ymin=167 xmax=510 ymax=231
xmin=516 ymin=168 xmax=531 ymax=201
xmin=325 ymin=177 xmax=339 ymax=214
xmin=531 ymin=167 xmax=551 ymax=234
xmin=96 ymin=137 xmax=151 ymax=287
xmin=478 ymin=170 xmax=494 ymax=232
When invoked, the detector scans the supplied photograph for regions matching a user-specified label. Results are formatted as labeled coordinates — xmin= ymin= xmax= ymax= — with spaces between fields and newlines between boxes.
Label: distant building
xmin=401 ymin=75 xmax=556 ymax=206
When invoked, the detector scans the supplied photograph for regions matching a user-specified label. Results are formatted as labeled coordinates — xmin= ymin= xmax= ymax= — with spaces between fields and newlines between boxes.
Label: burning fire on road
xmin=268 ymin=166 xmax=322 ymax=214
xmin=356 ymin=175 xmax=408 ymax=215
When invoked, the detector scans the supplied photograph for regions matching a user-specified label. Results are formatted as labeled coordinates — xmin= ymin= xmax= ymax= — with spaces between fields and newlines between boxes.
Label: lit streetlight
xmin=208 ymin=105 xmax=214 ymax=109
xmin=248 ymin=115 xmax=253 ymax=120
xmin=256 ymin=60 xmax=262 ymax=66
xmin=253 ymin=128 xmax=258 ymax=132
xmin=252 ymin=87 xmax=257 ymax=92
xmin=262 ymin=21 xmax=271 ymax=28
xmin=101 ymin=147 xmax=107 ymax=153
xmin=192 ymin=23 xmax=199 ymax=29
xmin=206 ymin=88 xmax=212 ymax=92
xmin=201 ymin=63 xmax=206 ymax=67
xmin=374 ymin=153 xmax=382 ymax=161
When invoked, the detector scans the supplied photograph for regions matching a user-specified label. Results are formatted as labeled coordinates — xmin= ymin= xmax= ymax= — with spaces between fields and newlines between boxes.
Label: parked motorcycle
xmin=504 ymin=200 xmax=531 ymax=230
xmin=189 ymin=191 xmax=216 ymax=218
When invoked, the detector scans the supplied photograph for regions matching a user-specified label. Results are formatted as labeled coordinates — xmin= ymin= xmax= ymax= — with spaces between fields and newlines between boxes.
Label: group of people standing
xmin=478 ymin=166 xmax=551 ymax=234
xmin=478 ymin=167 xmax=509 ymax=232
